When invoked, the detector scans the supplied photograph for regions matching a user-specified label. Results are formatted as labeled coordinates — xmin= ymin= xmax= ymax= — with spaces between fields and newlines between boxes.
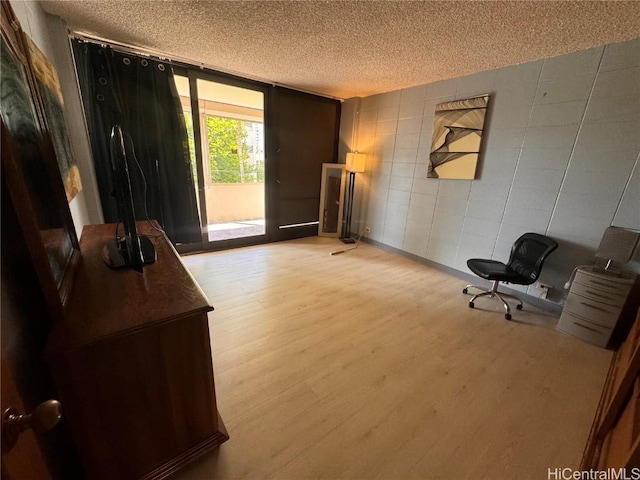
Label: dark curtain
xmin=72 ymin=39 xmax=200 ymax=245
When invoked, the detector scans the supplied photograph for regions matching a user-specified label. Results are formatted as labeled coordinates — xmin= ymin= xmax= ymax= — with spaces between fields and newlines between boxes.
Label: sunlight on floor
xmin=207 ymin=219 xmax=265 ymax=242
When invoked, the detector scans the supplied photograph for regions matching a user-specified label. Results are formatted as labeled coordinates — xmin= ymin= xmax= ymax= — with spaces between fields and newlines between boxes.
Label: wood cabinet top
xmin=48 ymin=222 xmax=213 ymax=352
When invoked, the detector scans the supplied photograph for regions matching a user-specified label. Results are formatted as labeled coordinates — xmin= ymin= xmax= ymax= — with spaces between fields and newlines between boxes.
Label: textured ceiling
xmin=40 ymin=0 xmax=640 ymax=99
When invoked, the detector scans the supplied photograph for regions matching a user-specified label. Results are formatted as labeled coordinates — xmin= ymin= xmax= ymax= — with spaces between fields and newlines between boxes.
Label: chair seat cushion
xmin=466 ymin=258 xmax=531 ymax=284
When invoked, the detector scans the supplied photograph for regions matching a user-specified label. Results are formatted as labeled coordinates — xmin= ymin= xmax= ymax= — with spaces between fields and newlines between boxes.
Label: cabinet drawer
xmin=570 ymin=281 xmax=628 ymax=307
xmin=557 ymin=311 xmax=612 ymax=348
xmin=573 ymin=269 xmax=633 ymax=296
xmin=564 ymin=293 xmax=621 ymax=327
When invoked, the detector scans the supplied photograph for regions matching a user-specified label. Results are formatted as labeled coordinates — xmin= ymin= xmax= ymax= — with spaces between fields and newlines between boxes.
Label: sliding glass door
xmin=174 ymin=71 xmax=268 ymax=250
xmin=173 ymin=67 xmax=340 ymax=253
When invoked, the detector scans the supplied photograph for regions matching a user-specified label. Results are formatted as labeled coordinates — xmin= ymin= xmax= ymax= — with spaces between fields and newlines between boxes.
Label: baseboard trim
xmin=362 ymin=237 xmax=563 ymax=316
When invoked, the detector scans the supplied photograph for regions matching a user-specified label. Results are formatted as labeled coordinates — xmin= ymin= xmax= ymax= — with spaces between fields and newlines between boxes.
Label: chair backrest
xmin=507 ymin=233 xmax=558 ymax=284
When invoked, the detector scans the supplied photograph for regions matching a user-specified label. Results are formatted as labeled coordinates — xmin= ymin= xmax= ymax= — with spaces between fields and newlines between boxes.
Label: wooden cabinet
xmin=557 ymin=266 xmax=635 ymax=347
xmin=582 ymin=309 xmax=640 ymax=469
xmin=47 ymin=223 xmax=228 ymax=479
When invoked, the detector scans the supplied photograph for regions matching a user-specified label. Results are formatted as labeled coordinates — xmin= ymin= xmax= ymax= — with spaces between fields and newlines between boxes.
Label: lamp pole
xmin=340 ymin=152 xmax=366 ymax=243
xmin=341 ymin=171 xmax=357 ymax=243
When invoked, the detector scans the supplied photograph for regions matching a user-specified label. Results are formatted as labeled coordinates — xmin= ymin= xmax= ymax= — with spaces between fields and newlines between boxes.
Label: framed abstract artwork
xmin=25 ymin=35 xmax=82 ymax=202
xmin=1 ymin=2 xmax=79 ymax=306
xmin=428 ymin=94 xmax=489 ymax=180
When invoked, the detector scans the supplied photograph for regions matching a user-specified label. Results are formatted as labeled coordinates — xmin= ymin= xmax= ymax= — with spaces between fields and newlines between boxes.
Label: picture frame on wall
xmin=428 ymin=94 xmax=490 ymax=180
xmin=24 ymin=34 xmax=82 ymax=202
xmin=0 ymin=2 xmax=80 ymax=309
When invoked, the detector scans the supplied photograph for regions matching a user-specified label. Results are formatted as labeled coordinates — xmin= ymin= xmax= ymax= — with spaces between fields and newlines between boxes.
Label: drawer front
xmin=557 ymin=311 xmax=612 ymax=347
xmin=570 ymin=281 xmax=629 ymax=307
xmin=563 ymin=293 xmax=622 ymax=327
xmin=573 ymin=269 xmax=633 ymax=296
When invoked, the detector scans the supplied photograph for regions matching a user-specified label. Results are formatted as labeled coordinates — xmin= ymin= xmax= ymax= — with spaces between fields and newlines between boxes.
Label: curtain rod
xmin=69 ymin=31 xmax=344 ymax=102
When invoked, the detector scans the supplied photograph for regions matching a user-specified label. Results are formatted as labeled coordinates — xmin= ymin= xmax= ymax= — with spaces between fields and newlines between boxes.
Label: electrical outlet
xmin=537 ymin=282 xmax=551 ymax=300
xmin=364 ymin=226 xmax=371 ymax=234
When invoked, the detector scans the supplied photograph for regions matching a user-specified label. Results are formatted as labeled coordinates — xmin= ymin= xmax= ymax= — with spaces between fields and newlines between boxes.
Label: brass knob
xmin=29 ymin=400 xmax=62 ymax=433
xmin=2 ymin=400 xmax=62 ymax=453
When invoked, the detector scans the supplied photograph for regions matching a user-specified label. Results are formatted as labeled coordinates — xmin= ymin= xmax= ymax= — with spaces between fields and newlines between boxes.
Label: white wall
xmin=10 ymin=1 xmax=103 ymax=237
xmin=204 ymin=183 xmax=265 ymax=223
xmin=345 ymin=37 xmax=640 ymax=304
xmin=338 ymin=97 xmax=359 ymax=163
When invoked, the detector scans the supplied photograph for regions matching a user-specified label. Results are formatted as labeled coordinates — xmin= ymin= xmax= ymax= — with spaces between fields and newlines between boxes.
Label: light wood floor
xmin=175 ymin=237 xmax=612 ymax=480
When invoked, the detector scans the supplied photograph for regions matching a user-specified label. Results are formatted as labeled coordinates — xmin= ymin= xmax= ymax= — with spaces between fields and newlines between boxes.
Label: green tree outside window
xmin=183 ymin=112 xmax=264 ymax=184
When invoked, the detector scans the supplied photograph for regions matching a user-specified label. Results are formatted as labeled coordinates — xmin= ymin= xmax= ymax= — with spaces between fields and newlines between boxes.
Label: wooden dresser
xmin=581 ymin=308 xmax=640 ymax=469
xmin=47 ymin=222 xmax=228 ymax=479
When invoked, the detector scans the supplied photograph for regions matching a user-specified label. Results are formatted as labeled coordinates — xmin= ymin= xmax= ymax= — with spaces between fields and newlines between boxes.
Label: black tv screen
xmin=102 ymin=125 xmax=156 ymax=272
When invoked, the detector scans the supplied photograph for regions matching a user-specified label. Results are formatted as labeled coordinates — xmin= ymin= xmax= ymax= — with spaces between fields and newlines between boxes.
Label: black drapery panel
xmin=72 ymin=39 xmax=200 ymax=244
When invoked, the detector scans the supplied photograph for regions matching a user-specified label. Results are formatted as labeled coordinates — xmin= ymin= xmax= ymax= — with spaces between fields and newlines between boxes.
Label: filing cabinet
xmin=557 ymin=265 xmax=635 ymax=347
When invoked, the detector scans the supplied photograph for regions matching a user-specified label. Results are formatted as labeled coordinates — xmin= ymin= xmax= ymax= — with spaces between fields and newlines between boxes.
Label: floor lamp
xmin=341 ymin=152 xmax=366 ymax=243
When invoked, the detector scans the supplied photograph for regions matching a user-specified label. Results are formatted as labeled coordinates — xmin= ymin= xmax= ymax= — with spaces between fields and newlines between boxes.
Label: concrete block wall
xmin=345 ymin=37 xmax=640 ymax=304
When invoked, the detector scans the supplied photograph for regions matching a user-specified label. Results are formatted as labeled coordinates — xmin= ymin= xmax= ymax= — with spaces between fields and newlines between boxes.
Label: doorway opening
xmin=174 ymin=75 xmax=265 ymax=244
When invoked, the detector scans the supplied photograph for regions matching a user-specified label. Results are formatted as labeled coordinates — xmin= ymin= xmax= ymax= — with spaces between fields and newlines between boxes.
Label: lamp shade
xmin=346 ymin=152 xmax=366 ymax=173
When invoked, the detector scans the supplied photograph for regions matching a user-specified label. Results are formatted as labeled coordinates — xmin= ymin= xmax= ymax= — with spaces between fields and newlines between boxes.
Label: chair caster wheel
xmin=462 ymin=288 xmax=468 ymax=294
xmin=516 ymin=304 xmax=523 ymax=310
xmin=469 ymin=302 xmax=474 ymax=308
xmin=505 ymin=313 xmax=512 ymax=320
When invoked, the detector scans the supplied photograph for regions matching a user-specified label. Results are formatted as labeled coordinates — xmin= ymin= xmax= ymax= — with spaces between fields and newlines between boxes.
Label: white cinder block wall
xmin=343 ymin=37 xmax=640 ymax=304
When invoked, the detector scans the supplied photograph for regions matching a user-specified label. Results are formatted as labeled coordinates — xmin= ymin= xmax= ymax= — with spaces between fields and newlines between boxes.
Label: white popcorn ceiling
xmin=40 ymin=0 xmax=640 ymax=99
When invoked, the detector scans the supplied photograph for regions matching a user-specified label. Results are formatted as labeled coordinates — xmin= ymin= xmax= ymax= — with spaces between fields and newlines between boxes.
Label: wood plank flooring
xmin=174 ymin=236 xmax=612 ymax=480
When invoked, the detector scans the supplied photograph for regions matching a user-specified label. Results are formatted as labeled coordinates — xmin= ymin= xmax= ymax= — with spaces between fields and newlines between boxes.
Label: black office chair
xmin=462 ymin=233 xmax=558 ymax=320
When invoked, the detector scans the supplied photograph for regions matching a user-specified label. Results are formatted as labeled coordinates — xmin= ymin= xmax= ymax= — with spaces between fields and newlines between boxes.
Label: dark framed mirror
xmin=1 ymin=3 xmax=80 ymax=311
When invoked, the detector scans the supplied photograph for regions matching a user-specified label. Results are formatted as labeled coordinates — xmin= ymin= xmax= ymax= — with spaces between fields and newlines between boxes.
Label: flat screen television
xmin=102 ymin=125 xmax=156 ymax=272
